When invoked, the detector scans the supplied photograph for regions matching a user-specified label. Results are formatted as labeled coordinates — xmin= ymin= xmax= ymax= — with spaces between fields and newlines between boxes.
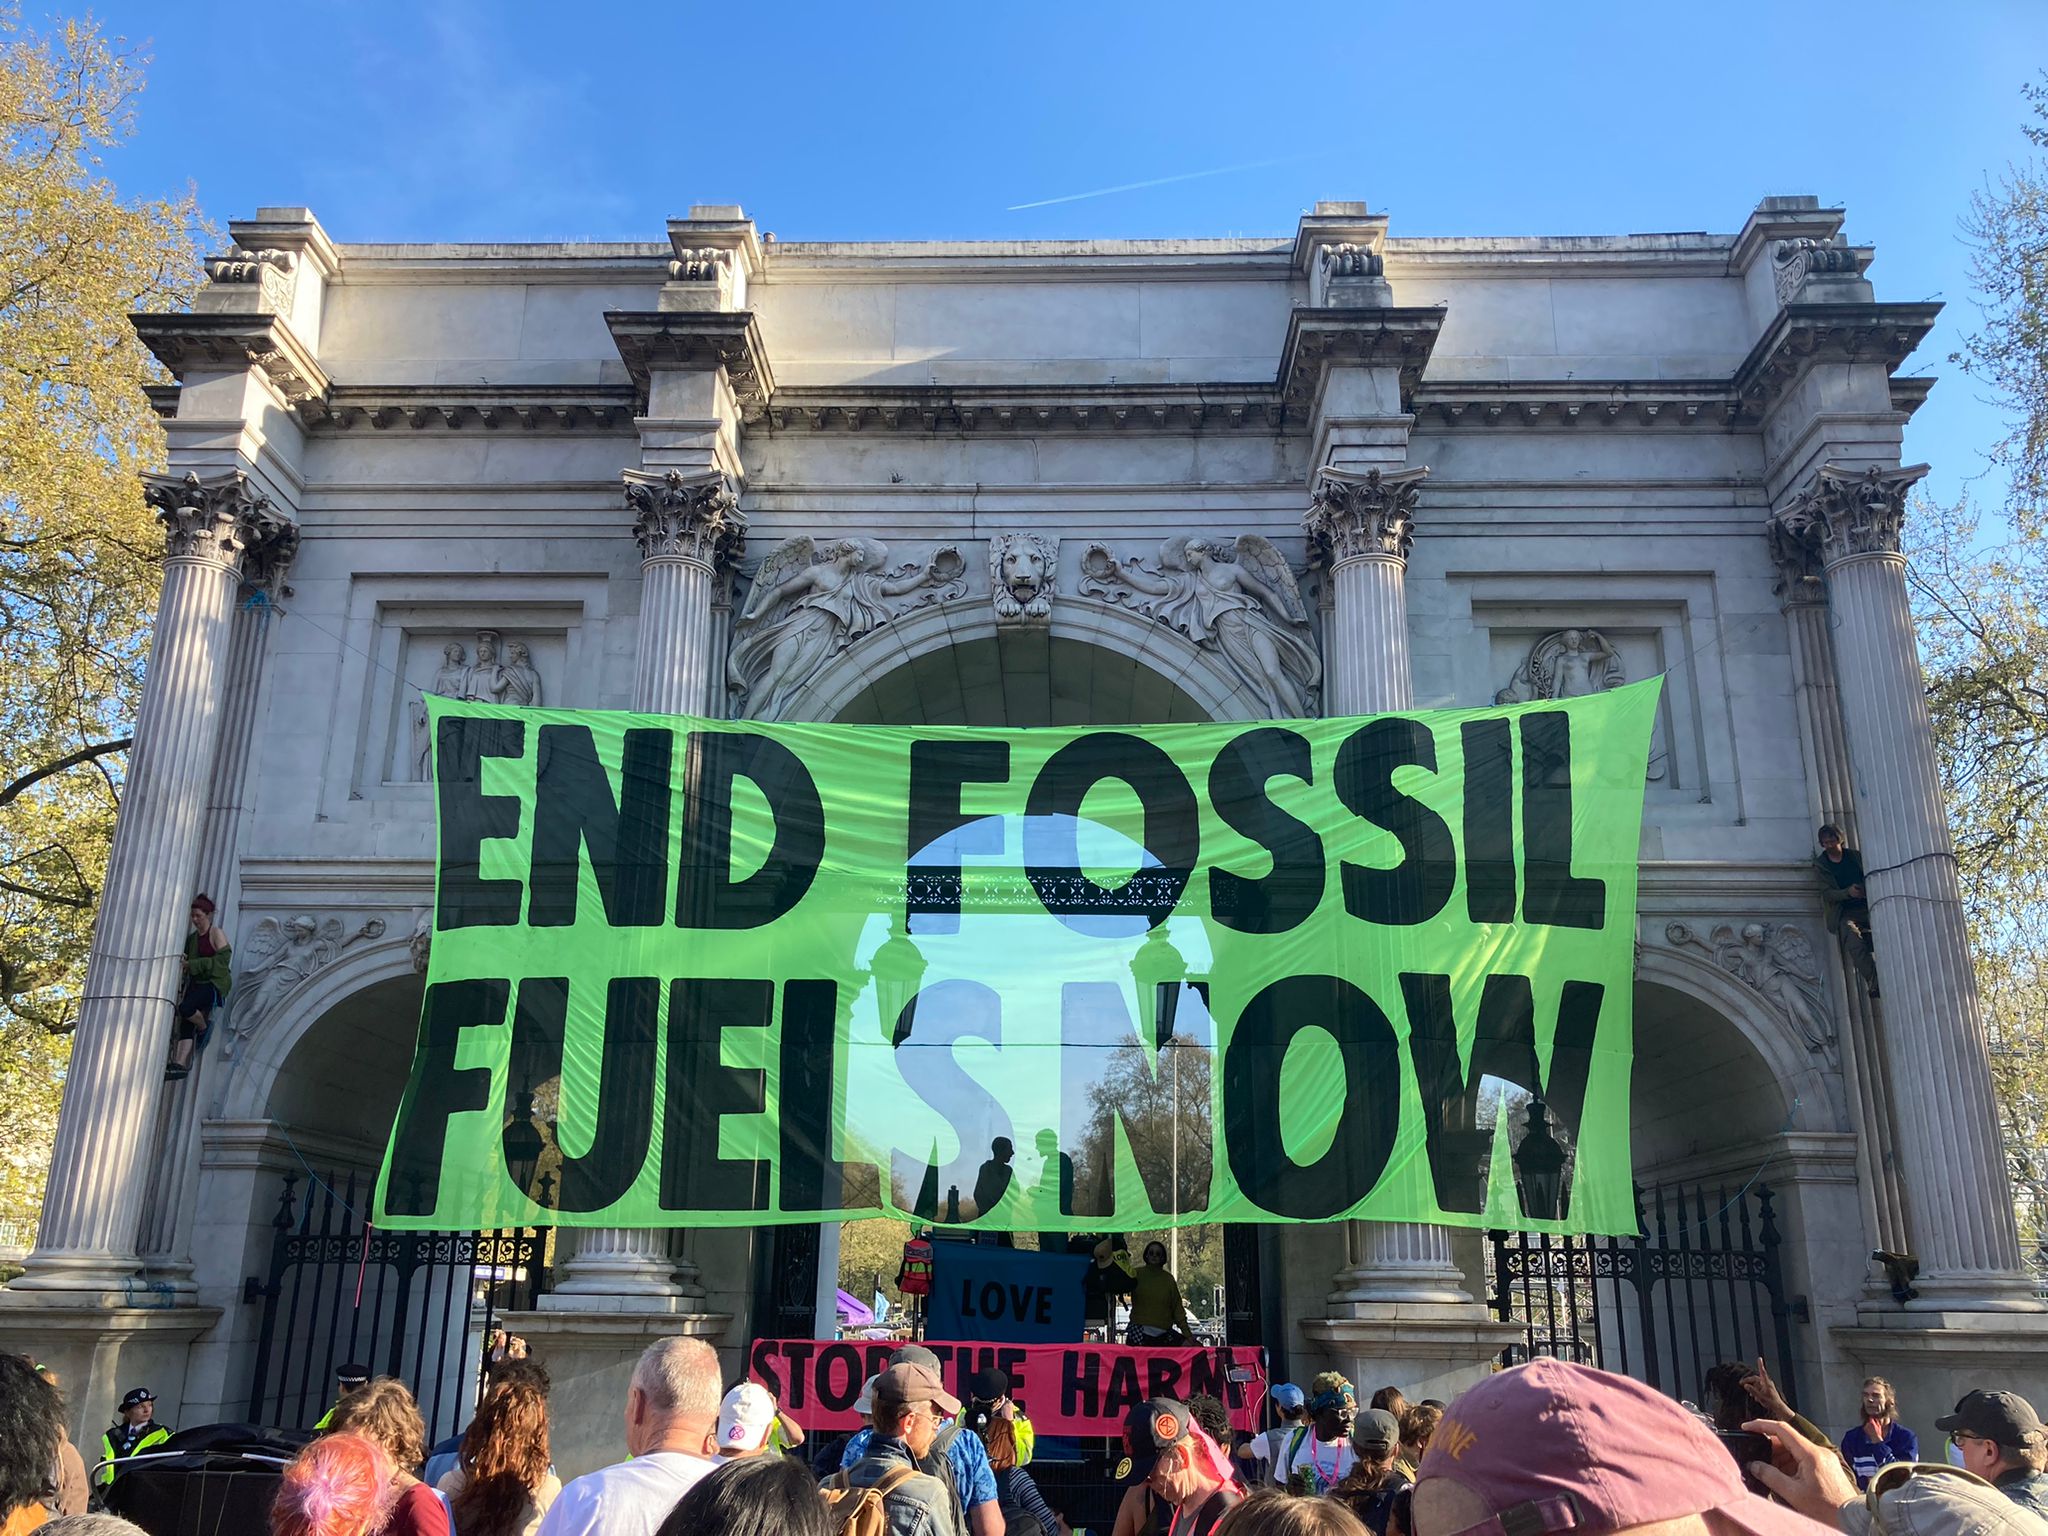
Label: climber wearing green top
xmin=166 ymin=894 xmax=231 ymax=1081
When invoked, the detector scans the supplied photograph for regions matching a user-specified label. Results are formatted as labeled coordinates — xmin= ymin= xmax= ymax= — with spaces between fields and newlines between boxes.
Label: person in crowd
xmin=1748 ymin=1416 xmax=2044 ymax=1536
xmin=326 ymin=1377 xmax=448 ymax=1536
xmin=1937 ymin=1390 xmax=2048 ymax=1518
xmin=1410 ymin=1359 xmax=1828 ymax=1536
xmin=812 ymin=1378 xmax=876 ymax=1480
xmin=317 ymin=1364 xmax=373 ymax=1431
xmin=1136 ymin=1398 xmax=1242 ymax=1536
xmin=424 ymin=1357 xmax=550 ymax=1488
xmin=1701 ymin=1359 xmax=1830 ymax=1453
xmin=972 ymin=1139 xmax=1015 ymax=1244
xmin=655 ymin=1453 xmax=827 ymax=1536
xmin=272 ymin=1432 xmax=396 ymax=1536
xmin=1188 ymin=1396 xmax=1236 ymax=1464
xmin=437 ymin=1378 xmax=558 ymax=1536
xmin=1330 ymin=1410 xmax=1409 ymax=1536
xmin=166 ymin=894 xmax=231 ymax=1080
xmin=1395 ymin=1404 xmax=1439 ymax=1478
xmin=827 ymin=1361 xmax=969 ymax=1536
xmin=0 ymin=1354 xmax=61 ymax=1535
xmin=95 ymin=1389 xmax=169 ymax=1489
xmin=1278 ymin=1374 xmax=1357 ymax=1496
xmin=1086 ymin=1238 xmax=1136 ymax=1331
xmin=1836 ymin=1376 xmax=1916 ymax=1487
xmin=982 ymin=1396 xmax=1066 ymax=1536
xmin=536 ymin=1338 xmax=722 ymax=1536
xmin=1212 ymin=1489 xmax=1368 ymax=1535
xmin=1110 ymin=1402 xmax=1165 ymax=1536
xmin=715 ymin=1383 xmax=781 ymax=1462
xmin=1238 ymin=1384 xmax=1309 ymax=1487
xmin=40 ymin=1516 xmax=151 ymax=1534
xmin=31 ymin=1368 xmax=85 ymax=1517
xmin=962 ymin=1368 xmax=1035 ymax=1468
xmin=838 ymin=1346 xmax=1000 ymax=1536
xmin=1814 ymin=825 xmax=1879 ymax=998
xmin=1127 ymin=1242 xmax=1195 ymax=1346
xmin=1384 ymin=1483 xmax=1414 ymax=1536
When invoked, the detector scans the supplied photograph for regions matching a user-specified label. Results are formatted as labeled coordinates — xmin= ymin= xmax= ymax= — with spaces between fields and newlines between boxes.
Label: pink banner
xmin=748 ymin=1338 xmax=1268 ymax=1437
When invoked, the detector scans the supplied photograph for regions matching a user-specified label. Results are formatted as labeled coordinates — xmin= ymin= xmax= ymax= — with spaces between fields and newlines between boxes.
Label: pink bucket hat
xmin=1417 ymin=1359 xmax=1827 ymax=1536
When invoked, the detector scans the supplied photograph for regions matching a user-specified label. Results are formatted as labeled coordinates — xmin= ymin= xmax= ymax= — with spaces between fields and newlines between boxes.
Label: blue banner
xmin=926 ymin=1243 xmax=1091 ymax=1343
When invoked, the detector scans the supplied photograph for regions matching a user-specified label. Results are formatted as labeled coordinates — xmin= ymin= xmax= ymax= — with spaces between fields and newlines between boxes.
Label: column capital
xmin=623 ymin=469 xmax=745 ymax=568
xmin=1304 ymin=465 xmax=1428 ymax=566
xmin=141 ymin=470 xmax=290 ymax=571
xmin=1766 ymin=462 xmax=1930 ymax=588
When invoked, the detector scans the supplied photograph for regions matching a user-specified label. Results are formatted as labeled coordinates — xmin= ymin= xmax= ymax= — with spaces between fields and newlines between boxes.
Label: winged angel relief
xmin=230 ymin=914 xmax=388 ymax=1048
xmin=1665 ymin=920 xmax=1835 ymax=1056
xmin=1081 ymin=535 xmax=1321 ymax=717
xmin=727 ymin=537 xmax=967 ymax=719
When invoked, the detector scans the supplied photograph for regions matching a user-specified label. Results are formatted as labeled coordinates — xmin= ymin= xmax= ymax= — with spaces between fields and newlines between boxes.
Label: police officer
xmin=96 ymin=1388 xmax=171 ymax=1487
xmin=314 ymin=1362 xmax=371 ymax=1430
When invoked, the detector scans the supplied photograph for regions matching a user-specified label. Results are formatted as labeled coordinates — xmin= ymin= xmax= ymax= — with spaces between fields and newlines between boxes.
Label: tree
xmin=0 ymin=4 xmax=205 ymax=1221
xmin=1911 ymin=76 xmax=2048 ymax=1262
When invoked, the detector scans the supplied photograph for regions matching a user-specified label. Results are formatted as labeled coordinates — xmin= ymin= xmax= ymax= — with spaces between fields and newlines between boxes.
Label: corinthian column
xmin=1780 ymin=463 xmax=2034 ymax=1309
xmin=14 ymin=472 xmax=272 ymax=1293
xmin=547 ymin=469 xmax=744 ymax=1304
xmin=1763 ymin=515 xmax=1910 ymax=1261
xmin=1304 ymin=465 xmax=1470 ymax=1304
xmin=138 ymin=509 xmax=301 ymax=1287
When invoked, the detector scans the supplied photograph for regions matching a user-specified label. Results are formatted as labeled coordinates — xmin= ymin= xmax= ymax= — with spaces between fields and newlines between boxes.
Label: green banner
xmin=375 ymin=679 xmax=1660 ymax=1235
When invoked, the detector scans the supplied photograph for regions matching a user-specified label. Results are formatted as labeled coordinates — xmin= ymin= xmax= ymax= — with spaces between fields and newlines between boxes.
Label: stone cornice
xmin=1413 ymin=380 xmax=1744 ymax=430
xmin=1277 ymin=306 xmax=1445 ymax=414
xmin=605 ymin=310 xmax=775 ymax=416
xmin=1732 ymin=301 xmax=1940 ymax=420
xmin=131 ymin=312 xmax=331 ymax=407
xmin=758 ymin=384 xmax=1290 ymax=434
xmin=1890 ymin=376 xmax=1935 ymax=420
xmin=300 ymin=385 xmax=638 ymax=433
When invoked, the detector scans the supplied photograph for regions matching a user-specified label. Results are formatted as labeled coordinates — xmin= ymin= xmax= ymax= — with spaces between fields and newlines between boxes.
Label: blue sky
xmin=84 ymin=0 xmax=2048 ymax=508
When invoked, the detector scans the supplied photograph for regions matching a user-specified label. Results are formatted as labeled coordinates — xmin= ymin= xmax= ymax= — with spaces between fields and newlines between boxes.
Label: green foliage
xmin=0 ymin=3 xmax=206 ymax=1222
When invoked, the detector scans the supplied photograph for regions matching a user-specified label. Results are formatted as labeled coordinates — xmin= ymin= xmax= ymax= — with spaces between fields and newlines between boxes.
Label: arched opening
xmin=262 ymin=971 xmax=424 ymax=1153
xmin=769 ymin=624 xmax=1255 ymax=1349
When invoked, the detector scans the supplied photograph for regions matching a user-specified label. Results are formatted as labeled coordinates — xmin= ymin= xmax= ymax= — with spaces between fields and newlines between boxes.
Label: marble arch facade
xmin=4 ymin=195 xmax=2045 ymax=1466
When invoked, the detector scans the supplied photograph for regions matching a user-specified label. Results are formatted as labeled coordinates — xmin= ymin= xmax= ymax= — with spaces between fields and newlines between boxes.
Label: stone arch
xmin=1631 ymin=942 xmax=1838 ymax=1178
xmin=779 ymin=597 xmax=1265 ymax=725
xmin=219 ymin=933 xmax=426 ymax=1126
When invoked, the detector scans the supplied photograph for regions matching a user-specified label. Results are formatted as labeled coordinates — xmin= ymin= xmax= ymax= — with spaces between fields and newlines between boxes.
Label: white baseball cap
xmin=853 ymin=1374 xmax=880 ymax=1416
xmin=716 ymin=1382 xmax=778 ymax=1455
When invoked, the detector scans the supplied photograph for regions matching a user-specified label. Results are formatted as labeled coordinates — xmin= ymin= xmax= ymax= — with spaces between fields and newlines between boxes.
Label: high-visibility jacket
xmin=96 ymin=1422 xmax=170 ymax=1486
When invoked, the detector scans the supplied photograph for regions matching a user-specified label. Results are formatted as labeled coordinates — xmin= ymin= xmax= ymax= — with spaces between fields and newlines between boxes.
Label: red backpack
xmin=897 ymin=1237 xmax=935 ymax=1296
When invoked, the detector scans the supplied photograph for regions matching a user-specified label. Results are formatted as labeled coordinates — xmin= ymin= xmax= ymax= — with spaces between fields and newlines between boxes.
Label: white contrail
xmin=1006 ymin=157 xmax=1306 ymax=212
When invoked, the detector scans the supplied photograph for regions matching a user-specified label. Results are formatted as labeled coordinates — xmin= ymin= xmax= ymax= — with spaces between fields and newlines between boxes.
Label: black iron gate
xmin=244 ymin=1171 xmax=547 ymax=1441
xmin=1486 ymin=1181 xmax=1802 ymax=1408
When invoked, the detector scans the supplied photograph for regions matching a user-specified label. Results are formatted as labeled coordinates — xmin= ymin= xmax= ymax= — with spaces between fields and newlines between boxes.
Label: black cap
xmin=1130 ymin=1397 xmax=1193 ymax=1454
xmin=1936 ymin=1390 xmax=2046 ymax=1449
xmin=119 ymin=1388 xmax=155 ymax=1409
xmin=969 ymin=1367 xmax=1009 ymax=1403
xmin=335 ymin=1362 xmax=370 ymax=1386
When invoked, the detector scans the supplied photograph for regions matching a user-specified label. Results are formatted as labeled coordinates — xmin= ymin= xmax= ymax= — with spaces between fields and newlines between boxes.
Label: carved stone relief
xmin=1665 ymin=919 xmax=1836 ymax=1059
xmin=1319 ymin=242 xmax=1384 ymax=279
xmin=990 ymin=532 xmax=1056 ymax=626
xmin=1765 ymin=462 xmax=1927 ymax=580
xmin=229 ymin=913 xmax=388 ymax=1048
xmin=728 ymin=537 xmax=968 ymax=719
xmin=1772 ymin=237 xmax=1866 ymax=306
xmin=1080 ymin=534 xmax=1321 ymax=716
xmin=408 ymin=629 xmax=548 ymax=780
xmin=1495 ymin=627 xmax=1665 ymax=783
xmin=409 ymin=909 xmax=433 ymax=975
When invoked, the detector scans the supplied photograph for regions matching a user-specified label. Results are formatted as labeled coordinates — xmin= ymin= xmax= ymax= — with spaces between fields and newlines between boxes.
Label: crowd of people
xmin=8 ymin=1339 xmax=2048 ymax=1536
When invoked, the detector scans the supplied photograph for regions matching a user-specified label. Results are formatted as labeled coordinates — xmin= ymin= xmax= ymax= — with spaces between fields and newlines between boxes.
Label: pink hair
xmin=271 ymin=1431 xmax=394 ymax=1536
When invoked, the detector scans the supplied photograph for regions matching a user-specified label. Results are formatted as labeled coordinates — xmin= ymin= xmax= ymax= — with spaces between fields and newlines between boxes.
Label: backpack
xmin=922 ymin=1424 xmax=967 ymax=1529
xmin=822 ymin=1463 xmax=921 ymax=1536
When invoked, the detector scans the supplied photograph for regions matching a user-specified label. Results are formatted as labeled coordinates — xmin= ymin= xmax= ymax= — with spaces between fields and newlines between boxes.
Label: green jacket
xmin=96 ymin=1422 xmax=170 ymax=1486
xmin=185 ymin=931 xmax=233 ymax=995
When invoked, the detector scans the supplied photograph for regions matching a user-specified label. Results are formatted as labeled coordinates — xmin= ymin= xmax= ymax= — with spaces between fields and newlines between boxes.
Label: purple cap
xmin=1417 ymin=1359 xmax=1821 ymax=1536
